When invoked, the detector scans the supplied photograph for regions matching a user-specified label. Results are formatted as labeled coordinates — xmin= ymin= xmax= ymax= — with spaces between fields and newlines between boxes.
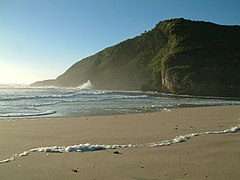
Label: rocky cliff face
xmin=31 ymin=18 xmax=240 ymax=97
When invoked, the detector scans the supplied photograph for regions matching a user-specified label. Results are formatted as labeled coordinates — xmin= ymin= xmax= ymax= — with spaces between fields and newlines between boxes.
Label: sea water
xmin=0 ymin=84 xmax=240 ymax=119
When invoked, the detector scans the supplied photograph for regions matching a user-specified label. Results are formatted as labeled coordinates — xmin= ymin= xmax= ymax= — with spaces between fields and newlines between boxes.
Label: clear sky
xmin=0 ymin=0 xmax=240 ymax=84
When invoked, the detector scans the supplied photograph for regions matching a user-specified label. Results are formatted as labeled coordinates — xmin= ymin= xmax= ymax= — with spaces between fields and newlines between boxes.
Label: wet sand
xmin=0 ymin=106 xmax=239 ymax=179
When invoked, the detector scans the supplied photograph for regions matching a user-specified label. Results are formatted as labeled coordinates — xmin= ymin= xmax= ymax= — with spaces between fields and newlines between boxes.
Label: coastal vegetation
xmin=32 ymin=18 xmax=240 ymax=97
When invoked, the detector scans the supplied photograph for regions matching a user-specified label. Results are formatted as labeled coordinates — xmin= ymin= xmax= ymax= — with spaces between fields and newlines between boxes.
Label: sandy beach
xmin=0 ymin=106 xmax=239 ymax=180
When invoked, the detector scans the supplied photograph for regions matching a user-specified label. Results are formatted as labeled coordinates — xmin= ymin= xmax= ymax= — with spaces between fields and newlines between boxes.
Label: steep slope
xmin=31 ymin=18 xmax=240 ymax=97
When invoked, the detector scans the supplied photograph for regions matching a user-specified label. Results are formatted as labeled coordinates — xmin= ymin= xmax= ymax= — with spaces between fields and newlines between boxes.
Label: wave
xmin=32 ymin=101 xmax=60 ymax=107
xmin=0 ymin=91 xmax=150 ymax=102
xmin=77 ymin=80 xmax=93 ymax=90
xmin=0 ymin=110 xmax=57 ymax=118
xmin=0 ymin=94 xmax=72 ymax=101
xmin=0 ymin=90 xmax=115 ymax=102
xmin=0 ymin=92 xmax=84 ymax=101
xmin=61 ymin=95 xmax=149 ymax=103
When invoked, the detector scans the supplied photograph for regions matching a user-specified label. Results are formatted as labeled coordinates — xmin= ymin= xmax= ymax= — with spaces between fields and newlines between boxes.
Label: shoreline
xmin=0 ymin=106 xmax=240 ymax=179
xmin=1 ymin=104 xmax=239 ymax=121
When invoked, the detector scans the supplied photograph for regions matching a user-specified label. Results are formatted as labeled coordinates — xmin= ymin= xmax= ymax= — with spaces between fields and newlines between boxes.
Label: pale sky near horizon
xmin=0 ymin=0 xmax=240 ymax=84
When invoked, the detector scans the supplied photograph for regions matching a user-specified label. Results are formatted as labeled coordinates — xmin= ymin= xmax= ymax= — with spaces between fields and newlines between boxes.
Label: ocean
xmin=0 ymin=85 xmax=240 ymax=119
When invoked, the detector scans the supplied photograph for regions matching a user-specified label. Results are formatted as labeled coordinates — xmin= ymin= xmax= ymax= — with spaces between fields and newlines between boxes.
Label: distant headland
xmin=31 ymin=18 xmax=240 ymax=97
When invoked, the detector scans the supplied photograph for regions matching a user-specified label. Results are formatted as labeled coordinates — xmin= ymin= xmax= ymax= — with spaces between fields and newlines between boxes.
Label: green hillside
xmin=31 ymin=18 xmax=240 ymax=97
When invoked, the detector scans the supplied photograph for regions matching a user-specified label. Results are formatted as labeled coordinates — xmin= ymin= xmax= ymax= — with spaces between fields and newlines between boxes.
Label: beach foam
xmin=0 ymin=125 xmax=239 ymax=164
xmin=0 ymin=157 xmax=15 ymax=164
xmin=150 ymin=125 xmax=240 ymax=147
xmin=19 ymin=151 xmax=29 ymax=157
xmin=30 ymin=143 xmax=136 ymax=153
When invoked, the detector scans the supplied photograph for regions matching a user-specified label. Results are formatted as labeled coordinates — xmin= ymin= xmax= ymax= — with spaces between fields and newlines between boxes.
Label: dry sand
xmin=0 ymin=106 xmax=239 ymax=180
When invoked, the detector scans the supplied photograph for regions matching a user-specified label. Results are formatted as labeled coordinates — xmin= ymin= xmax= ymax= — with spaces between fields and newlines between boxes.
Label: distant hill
xmin=31 ymin=18 xmax=240 ymax=97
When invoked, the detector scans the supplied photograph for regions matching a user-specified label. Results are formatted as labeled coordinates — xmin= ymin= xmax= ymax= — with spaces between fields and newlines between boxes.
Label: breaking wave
xmin=77 ymin=80 xmax=93 ymax=90
xmin=61 ymin=95 xmax=149 ymax=103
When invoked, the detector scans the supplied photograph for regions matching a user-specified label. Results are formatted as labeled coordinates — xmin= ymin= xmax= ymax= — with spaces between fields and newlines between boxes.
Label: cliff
xmin=31 ymin=18 xmax=240 ymax=97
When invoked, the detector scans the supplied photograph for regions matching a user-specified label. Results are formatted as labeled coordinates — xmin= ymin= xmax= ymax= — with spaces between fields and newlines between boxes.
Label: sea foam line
xmin=149 ymin=126 xmax=240 ymax=147
xmin=0 ymin=125 xmax=239 ymax=164
xmin=0 ymin=110 xmax=57 ymax=118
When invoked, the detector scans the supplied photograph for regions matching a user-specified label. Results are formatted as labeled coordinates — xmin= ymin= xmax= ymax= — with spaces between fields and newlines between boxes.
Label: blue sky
xmin=0 ymin=0 xmax=240 ymax=84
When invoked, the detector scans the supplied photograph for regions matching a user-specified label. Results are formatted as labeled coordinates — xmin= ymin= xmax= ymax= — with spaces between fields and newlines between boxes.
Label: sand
xmin=0 ymin=106 xmax=239 ymax=180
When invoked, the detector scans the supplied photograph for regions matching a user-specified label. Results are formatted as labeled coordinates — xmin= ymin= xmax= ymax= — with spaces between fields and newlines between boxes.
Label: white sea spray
xmin=77 ymin=80 xmax=94 ymax=90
